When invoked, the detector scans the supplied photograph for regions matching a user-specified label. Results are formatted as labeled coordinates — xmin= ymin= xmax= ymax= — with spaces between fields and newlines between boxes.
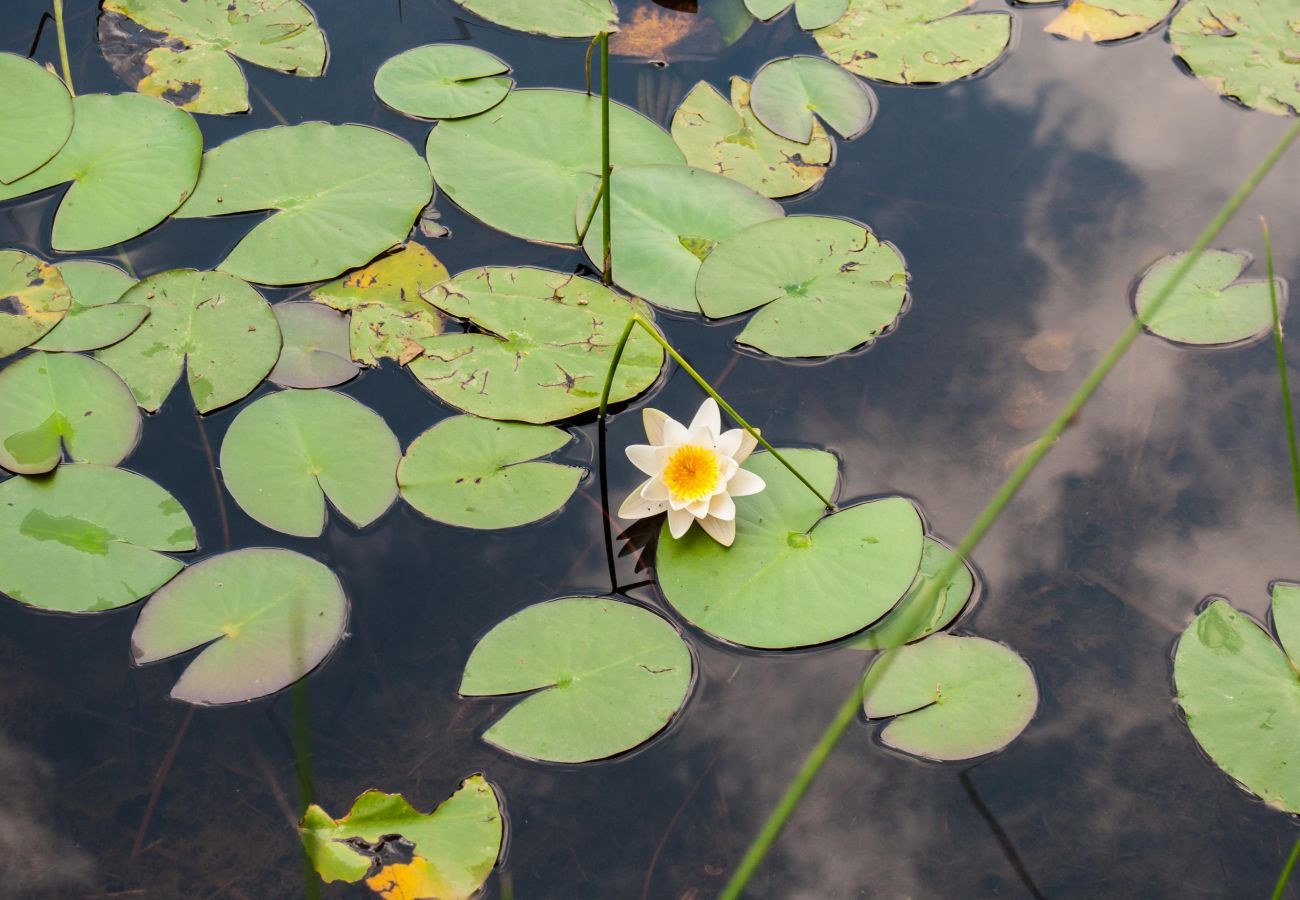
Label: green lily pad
xmin=1169 ymin=0 xmax=1300 ymax=116
xmin=96 ymin=269 xmax=280 ymax=413
xmin=219 ymin=389 xmax=401 ymax=537
xmin=0 ymin=52 xmax=73 ymax=184
xmin=1134 ymin=249 xmax=1282 ymax=347
xmin=0 ymin=250 xmax=71 ymax=358
xmin=375 ymin=44 xmax=513 ymax=120
xmin=657 ymin=449 xmax=924 ymax=649
xmin=813 ymin=0 xmax=1012 ymax=85
xmin=0 ymin=93 xmax=201 ymax=251
xmin=863 ymin=634 xmax=1038 ymax=761
xmin=750 ymin=55 xmax=876 ymax=142
xmin=0 ymin=464 xmax=195 ymax=613
xmin=447 ymin=0 xmax=618 ymax=37
xmin=1174 ymin=588 xmax=1300 ymax=811
xmin=33 ymin=261 xmax=146 ymax=352
xmin=309 ymin=244 xmax=449 ymax=367
xmin=581 ymin=164 xmax=783 ymax=312
xmin=412 ymin=267 xmax=665 ymax=423
xmin=426 ymin=88 xmax=684 ymax=245
xmin=746 ymin=0 xmax=849 ymax=30
xmin=399 ymin=415 xmax=582 ymax=529
xmin=268 ymin=303 xmax=358 ymax=389
xmin=695 ymin=215 xmax=909 ymax=357
xmin=670 ymin=78 xmax=831 ymax=199
xmin=99 ymin=0 xmax=327 ymax=116
xmin=175 ymin=122 xmax=434 ymax=285
xmin=460 ymin=597 xmax=693 ymax=763
xmin=849 ymin=538 xmax=975 ymax=650
xmin=0 ymin=352 xmax=141 ymax=475
xmin=131 ymin=548 xmax=348 ymax=704
xmin=301 ymin=776 xmax=503 ymax=896
xmin=1022 ymin=0 xmax=1176 ymax=42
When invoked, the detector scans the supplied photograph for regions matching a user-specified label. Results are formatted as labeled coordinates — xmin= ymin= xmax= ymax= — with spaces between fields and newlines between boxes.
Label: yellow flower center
xmin=663 ymin=444 xmax=721 ymax=502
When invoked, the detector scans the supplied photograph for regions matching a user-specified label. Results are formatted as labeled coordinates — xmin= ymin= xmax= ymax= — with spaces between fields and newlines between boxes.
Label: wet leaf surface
xmin=0 ymin=52 xmax=73 ymax=184
xmin=375 ymin=44 xmax=513 ymax=120
xmin=849 ymin=538 xmax=975 ymax=650
xmin=0 ymin=250 xmax=71 ymax=358
xmin=1169 ymin=0 xmax=1300 ymax=116
xmin=1134 ymin=249 xmax=1282 ymax=347
xmin=446 ymin=0 xmax=618 ymax=37
xmin=268 ymin=302 xmax=358 ymax=389
xmin=750 ymin=55 xmax=876 ymax=142
xmin=32 ymin=261 xmax=146 ymax=353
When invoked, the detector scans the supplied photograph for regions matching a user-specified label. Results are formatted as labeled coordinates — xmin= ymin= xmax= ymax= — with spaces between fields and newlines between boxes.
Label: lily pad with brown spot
xmin=1169 ymin=0 xmax=1300 ymax=116
xmin=0 ymin=250 xmax=71 ymax=359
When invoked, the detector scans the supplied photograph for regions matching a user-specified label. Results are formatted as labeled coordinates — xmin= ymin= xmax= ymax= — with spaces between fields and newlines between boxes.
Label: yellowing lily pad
xmin=268 ymin=303 xmax=358 ymax=389
xmin=1134 ymin=249 xmax=1283 ymax=347
xmin=375 ymin=44 xmax=513 ymax=120
xmin=32 ymin=260 xmax=146 ymax=353
xmin=0 ymin=250 xmax=71 ymax=358
xmin=447 ymin=0 xmax=618 ymax=37
xmin=0 ymin=52 xmax=73 ymax=184
xmin=1169 ymin=0 xmax=1300 ymax=116
xmin=1028 ymin=0 xmax=1176 ymax=42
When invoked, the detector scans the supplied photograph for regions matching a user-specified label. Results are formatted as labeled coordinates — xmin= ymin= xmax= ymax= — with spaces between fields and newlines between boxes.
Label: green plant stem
xmin=585 ymin=34 xmax=598 ymax=96
xmin=1273 ymin=836 xmax=1300 ymax=900
xmin=720 ymin=118 xmax=1300 ymax=900
xmin=598 ymin=314 xmax=835 ymax=512
xmin=1264 ymin=218 xmax=1300 ymax=526
xmin=577 ymin=180 xmax=606 ymax=245
xmin=52 ymin=0 xmax=73 ymax=96
xmin=600 ymin=32 xmax=612 ymax=286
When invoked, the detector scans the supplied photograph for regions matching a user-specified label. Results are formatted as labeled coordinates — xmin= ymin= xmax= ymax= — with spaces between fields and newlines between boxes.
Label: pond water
xmin=3 ymin=0 xmax=1300 ymax=897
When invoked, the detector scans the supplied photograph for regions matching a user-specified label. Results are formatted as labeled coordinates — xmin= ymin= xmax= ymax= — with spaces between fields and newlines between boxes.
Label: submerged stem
xmin=1273 ymin=835 xmax=1300 ymax=900
xmin=51 ymin=0 xmax=73 ymax=96
xmin=600 ymin=33 xmax=612 ymax=286
xmin=1264 ymin=218 xmax=1300 ymax=527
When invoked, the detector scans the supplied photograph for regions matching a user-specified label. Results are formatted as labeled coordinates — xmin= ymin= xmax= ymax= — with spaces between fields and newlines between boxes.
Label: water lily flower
xmin=618 ymin=398 xmax=766 ymax=546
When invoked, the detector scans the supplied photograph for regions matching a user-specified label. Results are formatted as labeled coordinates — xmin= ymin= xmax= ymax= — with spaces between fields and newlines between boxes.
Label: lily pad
xmin=670 ymin=78 xmax=831 ymax=199
xmin=301 ymin=776 xmax=503 ymax=897
xmin=657 ymin=449 xmax=925 ymax=649
xmin=0 ymin=250 xmax=71 ymax=358
xmin=0 ymin=52 xmax=73 ymax=183
xmin=1169 ymin=0 xmax=1300 ymax=116
xmin=412 ymin=267 xmax=665 ymax=423
xmin=446 ymin=0 xmax=618 ymax=37
xmin=750 ymin=55 xmax=876 ymax=142
xmin=849 ymin=538 xmax=975 ymax=650
xmin=175 ymin=122 xmax=434 ymax=285
xmin=695 ymin=215 xmax=908 ymax=357
xmin=268 ymin=303 xmax=358 ymax=389
xmin=813 ymin=0 xmax=1012 ymax=85
xmin=1174 ymin=588 xmax=1300 ymax=811
xmin=863 ymin=634 xmax=1038 ymax=761
xmin=0 ymin=352 xmax=141 ymax=474
xmin=309 ymin=244 xmax=449 ymax=367
xmin=425 ymin=88 xmax=684 ymax=245
xmin=1024 ymin=0 xmax=1175 ymax=42
xmin=746 ymin=0 xmax=849 ymax=30
xmin=399 ymin=415 xmax=582 ymax=529
xmin=0 ymin=92 xmax=201 ymax=251
xmin=96 ymin=269 xmax=280 ymax=413
xmin=0 ymin=464 xmax=195 ymax=613
xmin=581 ymin=164 xmax=784 ymax=312
xmin=131 ymin=548 xmax=348 ymax=704
xmin=375 ymin=44 xmax=513 ymax=120
xmin=220 ymin=389 xmax=401 ymax=537
xmin=99 ymin=0 xmax=327 ymax=116
xmin=33 ymin=261 xmax=146 ymax=352
xmin=460 ymin=597 xmax=693 ymax=763
xmin=1134 ymin=249 xmax=1283 ymax=347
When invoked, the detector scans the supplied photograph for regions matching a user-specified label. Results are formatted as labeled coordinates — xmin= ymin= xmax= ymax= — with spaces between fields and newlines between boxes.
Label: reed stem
xmin=51 ymin=0 xmax=73 ymax=96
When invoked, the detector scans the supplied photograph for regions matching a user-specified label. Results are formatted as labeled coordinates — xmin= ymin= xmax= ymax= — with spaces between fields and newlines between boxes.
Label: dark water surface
xmin=4 ymin=1 xmax=1300 ymax=897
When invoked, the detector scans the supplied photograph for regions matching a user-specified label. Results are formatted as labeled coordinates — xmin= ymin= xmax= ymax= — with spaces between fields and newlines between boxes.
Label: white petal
xmin=668 ymin=506 xmax=694 ymax=538
xmin=699 ymin=515 xmax=736 ymax=547
xmin=718 ymin=456 xmax=738 ymax=480
xmin=689 ymin=397 xmax=722 ymax=437
xmin=686 ymin=424 xmax=715 ymax=449
xmin=663 ymin=417 xmax=689 ymax=446
xmin=734 ymin=429 xmax=759 ymax=464
xmin=716 ymin=429 xmax=744 ymax=459
xmin=641 ymin=477 xmax=670 ymax=501
xmin=668 ymin=493 xmax=692 ymax=511
xmin=709 ymin=493 xmax=736 ymax=521
xmin=643 ymin=408 xmax=669 ymax=445
xmin=626 ymin=444 xmax=663 ymax=476
xmin=686 ymin=497 xmax=711 ymax=518
xmin=729 ymin=468 xmax=766 ymax=497
xmin=619 ymin=484 xmax=668 ymax=519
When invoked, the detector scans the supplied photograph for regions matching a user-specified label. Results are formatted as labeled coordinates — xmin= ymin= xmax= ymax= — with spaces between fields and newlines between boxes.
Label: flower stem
xmin=600 ymin=32 xmax=612 ymax=286
xmin=719 ymin=118 xmax=1300 ymax=900
xmin=52 ymin=0 xmax=73 ymax=96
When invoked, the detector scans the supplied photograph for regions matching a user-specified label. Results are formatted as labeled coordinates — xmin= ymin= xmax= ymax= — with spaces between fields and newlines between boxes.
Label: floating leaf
xmin=96 ymin=269 xmax=280 ymax=413
xmin=746 ymin=0 xmax=849 ymax=30
xmin=375 ymin=44 xmax=513 ymax=120
xmin=309 ymin=244 xmax=448 ymax=367
xmin=399 ymin=415 xmax=582 ymax=529
xmin=0 ymin=464 xmax=194 ymax=613
xmin=98 ymin=0 xmax=327 ymax=116
xmin=863 ymin=634 xmax=1038 ymax=760
xmin=1024 ymin=0 xmax=1176 ymax=42
xmin=849 ymin=538 xmax=975 ymax=650
xmin=460 ymin=597 xmax=693 ymax=763
xmin=694 ymin=215 xmax=908 ymax=357
xmin=426 ymin=88 xmax=684 ymax=245
xmin=268 ymin=303 xmax=358 ymax=389
xmin=175 ymin=122 xmax=434 ymax=285
xmin=33 ymin=261 xmax=145 ymax=352
xmin=131 ymin=548 xmax=347 ymax=704
xmin=581 ymin=164 xmax=783 ymax=312
xmin=0 ymin=352 xmax=141 ymax=474
xmin=750 ymin=55 xmax=876 ymax=142
xmin=301 ymin=776 xmax=503 ymax=898
xmin=1134 ymin=249 xmax=1283 ymax=347
xmin=0 ymin=93 xmax=201 ymax=251
xmin=1169 ymin=0 xmax=1300 ymax=116
xmin=657 ymin=449 xmax=924 ymax=649
xmin=0 ymin=250 xmax=71 ymax=358
xmin=0 ymin=52 xmax=73 ymax=183
xmin=446 ymin=0 xmax=617 ymax=37
xmin=412 ymin=267 xmax=665 ymax=423
xmin=220 ymin=389 xmax=400 ymax=537
xmin=671 ymin=78 xmax=831 ymax=199
xmin=813 ymin=0 xmax=1012 ymax=85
